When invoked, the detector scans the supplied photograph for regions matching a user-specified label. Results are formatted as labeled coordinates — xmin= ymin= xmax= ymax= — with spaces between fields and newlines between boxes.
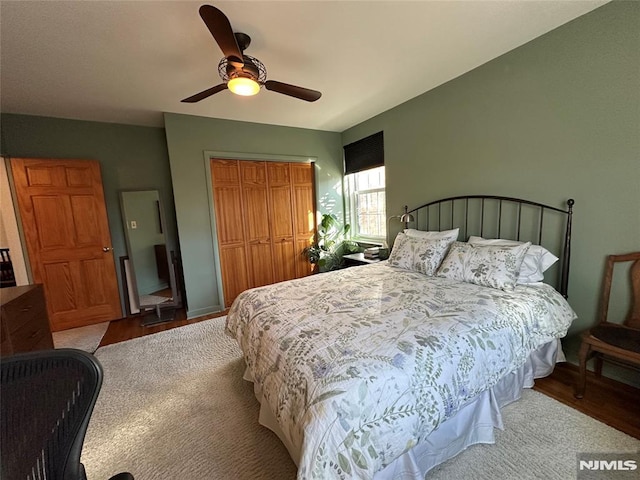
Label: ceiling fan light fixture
xmin=182 ymin=6 xmax=321 ymax=103
xmin=228 ymin=77 xmax=260 ymax=96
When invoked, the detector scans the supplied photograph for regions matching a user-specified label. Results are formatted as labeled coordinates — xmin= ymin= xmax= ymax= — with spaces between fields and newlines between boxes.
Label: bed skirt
xmin=244 ymin=339 xmax=565 ymax=479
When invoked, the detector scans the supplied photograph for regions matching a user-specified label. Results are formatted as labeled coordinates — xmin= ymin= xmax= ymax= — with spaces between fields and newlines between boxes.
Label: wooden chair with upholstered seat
xmin=575 ymin=251 xmax=640 ymax=399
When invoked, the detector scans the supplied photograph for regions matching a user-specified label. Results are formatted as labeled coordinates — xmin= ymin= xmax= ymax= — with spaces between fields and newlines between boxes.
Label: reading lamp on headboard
xmin=385 ymin=206 xmax=415 ymax=248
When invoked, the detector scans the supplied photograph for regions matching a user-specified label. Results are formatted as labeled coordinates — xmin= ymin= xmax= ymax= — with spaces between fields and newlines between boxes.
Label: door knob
xmin=102 ymin=247 xmax=112 ymax=252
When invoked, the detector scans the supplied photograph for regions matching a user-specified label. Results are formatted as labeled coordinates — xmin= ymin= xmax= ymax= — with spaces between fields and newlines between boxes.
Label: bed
xmin=226 ymin=195 xmax=577 ymax=479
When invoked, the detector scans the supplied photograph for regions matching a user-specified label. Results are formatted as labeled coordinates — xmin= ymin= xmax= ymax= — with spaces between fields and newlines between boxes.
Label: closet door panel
xmin=293 ymin=185 xmax=315 ymax=238
xmin=270 ymin=186 xmax=294 ymax=239
xmin=268 ymin=164 xmax=296 ymax=283
xmin=211 ymin=160 xmax=240 ymax=185
xmin=211 ymin=159 xmax=248 ymax=306
xmin=291 ymin=163 xmax=314 ymax=185
xmin=242 ymin=186 xmax=270 ymax=242
xmin=267 ymin=162 xmax=291 ymax=186
xmin=241 ymin=162 xmax=272 ymax=288
xmin=219 ymin=245 xmax=249 ymax=307
xmin=296 ymin=239 xmax=315 ymax=278
xmin=248 ymin=242 xmax=275 ymax=287
xmin=241 ymin=161 xmax=270 ymax=244
xmin=273 ymin=240 xmax=296 ymax=283
xmin=213 ymin=186 xmax=244 ymax=244
xmin=241 ymin=161 xmax=267 ymax=185
xmin=291 ymin=163 xmax=315 ymax=279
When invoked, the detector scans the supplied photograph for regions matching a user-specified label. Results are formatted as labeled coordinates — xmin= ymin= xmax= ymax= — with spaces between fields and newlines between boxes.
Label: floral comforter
xmin=226 ymin=263 xmax=576 ymax=479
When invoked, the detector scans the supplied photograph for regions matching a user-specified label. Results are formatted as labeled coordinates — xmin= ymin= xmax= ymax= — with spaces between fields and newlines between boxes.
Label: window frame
xmin=344 ymin=166 xmax=386 ymax=244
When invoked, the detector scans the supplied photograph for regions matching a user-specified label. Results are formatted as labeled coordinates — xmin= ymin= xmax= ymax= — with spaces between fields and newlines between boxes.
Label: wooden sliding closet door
xmin=211 ymin=159 xmax=315 ymax=307
xmin=292 ymin=164 xmax=316 ymax=278
xmin=240 ymin=162 xmax=274 ymax=288
xmin=268 ymin=163 xmax=297 ymax=283
xmin=210 ymin=160 xmax=250 ymax=307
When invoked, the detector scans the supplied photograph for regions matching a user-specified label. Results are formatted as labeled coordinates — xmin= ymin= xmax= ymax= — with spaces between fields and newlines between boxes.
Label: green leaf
xmin=359 ymin=382 xmax=367 ymax=402
xmin=344 ymin=431 xmax=356 ymax=448
xmin=309 ymin=390 xmax=345 ymax=407
xmin=360 ymin=431 xmax=371 ymax=447
xmin=368 ymin=445 xmax=378 ymax=459
xmin=338 ymin=453 xmax=352 ymax=475
xmin=351 ymin=448 xmax=368 ymax=470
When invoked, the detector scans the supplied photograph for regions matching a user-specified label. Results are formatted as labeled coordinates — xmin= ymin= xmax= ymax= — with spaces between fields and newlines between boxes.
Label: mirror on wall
xmin=120 ymin=189 xmax=179 ymax=325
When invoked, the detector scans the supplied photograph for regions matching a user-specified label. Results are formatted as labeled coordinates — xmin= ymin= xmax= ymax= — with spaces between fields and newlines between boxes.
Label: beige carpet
xmin=83 ymin=317 xmax=639 ymax=480
xmin=52 ymin=321 xmax=109 ymax=353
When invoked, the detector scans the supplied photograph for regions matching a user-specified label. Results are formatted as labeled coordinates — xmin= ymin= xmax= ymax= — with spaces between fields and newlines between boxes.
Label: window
xmin=345 ymin=166 xmax=386 ymax=242
xmin=343 ymin=131 xmax=385 ymax=242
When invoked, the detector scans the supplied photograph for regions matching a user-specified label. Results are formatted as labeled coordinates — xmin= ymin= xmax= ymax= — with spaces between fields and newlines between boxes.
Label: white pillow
xmin=436 ymin=241 xmax=531 ymax=291
xmin=404 ymin=228 xmax=459 ymax=242
xmin=388 ymin=232 xmax=456 ymax=276
xmin=467 ymin=236 xmax=559 ymax=284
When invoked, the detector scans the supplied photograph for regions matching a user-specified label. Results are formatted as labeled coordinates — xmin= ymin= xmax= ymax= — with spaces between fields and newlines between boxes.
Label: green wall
xmin=343 ymin=1 xmax=639 ymax=340
xmin=164 ymin=113 xmax=343 ymax=317
xmin=1 ymin=2 xmax=637 ymax=385
xmin=0 ymin=114 xmax=177 ymax=315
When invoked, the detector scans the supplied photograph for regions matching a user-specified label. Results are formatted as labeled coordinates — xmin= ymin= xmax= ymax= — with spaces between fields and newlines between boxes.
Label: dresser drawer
xmin=0 ymin=284 xmax=53 ymax=356
xmin=10 ymin=313 xmax=53 ymax=352
xmin=2 ymin=286 xmax=47 ymax=335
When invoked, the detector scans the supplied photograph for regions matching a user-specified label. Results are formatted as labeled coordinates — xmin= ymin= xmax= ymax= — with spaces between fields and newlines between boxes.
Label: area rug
xmin=83 ymin=317 xmax=639 ymax=480
xmin=52 ymin=321 xmax=109 ymax=353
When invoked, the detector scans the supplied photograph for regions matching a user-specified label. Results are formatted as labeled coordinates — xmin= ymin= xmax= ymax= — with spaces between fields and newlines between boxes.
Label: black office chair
xmin=0 ymin=247 xmax=17 ymax=288
xmin=1 ymin=348 xmax=134 ymax=480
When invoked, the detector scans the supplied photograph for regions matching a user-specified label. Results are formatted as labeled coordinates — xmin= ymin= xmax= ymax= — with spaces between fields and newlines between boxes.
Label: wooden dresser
xmin=1 ymin=284 xmax=54 ymax=356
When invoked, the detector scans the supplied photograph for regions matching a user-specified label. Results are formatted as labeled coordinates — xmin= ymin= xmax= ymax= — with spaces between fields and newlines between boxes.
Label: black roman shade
xmin=343 ymin=131 xmax=384 ymax=175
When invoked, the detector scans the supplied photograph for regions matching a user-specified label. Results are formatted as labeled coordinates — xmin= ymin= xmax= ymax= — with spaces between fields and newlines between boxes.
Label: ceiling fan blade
xmin=181 ymin=84 xmax=228 ymax=103
xmin=199 ymin=5 xmax=243 ymax=67
xmin=264 ymin=80 xmax=322 ymax=102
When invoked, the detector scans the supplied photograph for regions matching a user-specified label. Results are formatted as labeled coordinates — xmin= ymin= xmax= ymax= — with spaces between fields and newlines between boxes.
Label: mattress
xmin=247 ymin=339 xmax=564 ymax=479
xmin=226 ymin=263 xmax=576 ymax=479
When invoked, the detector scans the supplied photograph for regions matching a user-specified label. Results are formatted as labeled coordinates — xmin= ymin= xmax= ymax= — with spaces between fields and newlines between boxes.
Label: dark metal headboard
xmin=402 ymin=195 xmax=575 ymax=297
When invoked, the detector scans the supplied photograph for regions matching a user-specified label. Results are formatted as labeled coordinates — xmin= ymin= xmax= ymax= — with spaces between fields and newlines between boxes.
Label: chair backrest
xmin=600 ymin=252 xmax=640 ymax=329
xmin=0 ymin=248 xmax=17 ymax=288
xmin=1 ymin=348 xmax=104 ymax=480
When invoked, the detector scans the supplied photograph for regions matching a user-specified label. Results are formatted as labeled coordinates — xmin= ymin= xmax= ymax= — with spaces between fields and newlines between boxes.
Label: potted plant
xmin=306 ymin=214 xmax=362 ymax=272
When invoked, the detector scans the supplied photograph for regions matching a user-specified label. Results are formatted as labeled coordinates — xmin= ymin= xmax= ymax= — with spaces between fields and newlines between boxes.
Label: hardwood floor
xmin=98 ymin=308 xmax=228 ymax=348
xmin=100 ymin=311 xmax=640 ymax=440
xmin=534 ymin=362 xmax=640 ymax=439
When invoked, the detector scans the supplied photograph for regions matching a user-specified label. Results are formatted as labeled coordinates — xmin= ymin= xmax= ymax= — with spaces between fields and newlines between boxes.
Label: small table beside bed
xmin=226 ymin=195 xmax=577 ymax=480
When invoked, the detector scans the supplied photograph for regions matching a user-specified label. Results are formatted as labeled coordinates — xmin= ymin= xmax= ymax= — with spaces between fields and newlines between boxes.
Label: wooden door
xmin=291 ymin=163 xmax=316 ymax=278
xmin=211 ymin=160 xmax=250 ymax=307
xmin=268 ymin=163 xmax=296 ymax=282
xmin=10 ymin=158 xmax=121 ymax=331
xmin=211 ymin=158 xmax=316 ymax=307
xmin=240 ymin=162 xmax=274 ymax=288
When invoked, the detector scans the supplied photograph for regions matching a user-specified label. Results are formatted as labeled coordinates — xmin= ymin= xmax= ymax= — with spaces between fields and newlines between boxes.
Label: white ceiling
xmin=0 ymin=1 xmax=607 ymax=133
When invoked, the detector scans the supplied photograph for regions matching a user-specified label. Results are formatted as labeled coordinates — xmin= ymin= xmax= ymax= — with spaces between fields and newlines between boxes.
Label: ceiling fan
xmin=182 ymin=5 xmax=322 ymax=103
